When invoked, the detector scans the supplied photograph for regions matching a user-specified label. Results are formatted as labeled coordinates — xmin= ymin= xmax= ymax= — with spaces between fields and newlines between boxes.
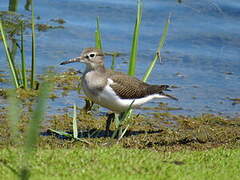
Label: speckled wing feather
xmin=106 ymin=70 xmax=169 ymax=99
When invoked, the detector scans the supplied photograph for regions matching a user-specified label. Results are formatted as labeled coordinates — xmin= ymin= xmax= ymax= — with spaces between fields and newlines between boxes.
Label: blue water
xmin=0 ymin=0 xmax=239 ymax=117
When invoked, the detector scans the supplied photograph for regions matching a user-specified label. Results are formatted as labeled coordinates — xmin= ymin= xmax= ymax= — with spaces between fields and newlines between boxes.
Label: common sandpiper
xmin=60 ymin=47 xmax=177 ymax=133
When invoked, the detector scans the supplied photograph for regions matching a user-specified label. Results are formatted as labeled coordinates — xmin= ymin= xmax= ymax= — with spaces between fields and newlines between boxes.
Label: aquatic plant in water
xmin=0 ymin=0 xmax=36 ymax=90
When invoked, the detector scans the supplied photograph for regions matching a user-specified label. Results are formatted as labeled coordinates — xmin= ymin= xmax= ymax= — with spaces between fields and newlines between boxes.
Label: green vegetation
xmin=0 ymin=20 xmax=19 ymax=88
xmin=0 ymin=0 xmax=239 ymax=179
xmin=20 ymin=22 xmax=27 ymax=89
xmin=142 ymin=14 xmax=170 ymax=82
xmin=128 ymin=0 xmax=142 ymax=76
xmin=21 ymin=80 xmax=53 ymax=179
xmin=115 ymin=0 xmax=170 ymax=137
xmin=0 ymin=1 xmax=36 ymax=89
xmin=4 ymin=78 xmax=53 ymax=180
xmin=30 ymin=0 xmax=36 ymax=89
xmin=0 ymin=147 xmax=240 ymax=180
xmin=0 ymin=1 xmax=65 ymax=89
xmin=0 ymin=69 xmax=240 ymax=179
xmin=95 ymin=16 xmax=102 ymax=50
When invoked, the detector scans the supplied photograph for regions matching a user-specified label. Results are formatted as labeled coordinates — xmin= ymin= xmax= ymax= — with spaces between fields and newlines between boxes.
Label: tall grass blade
xmin=125 ymin=0 xmax=142 ymax=120
xmin=128 ymin=0 xmax=142 ymax=76
xmin=30 ymin=0 xmax=36 ymax=89
xmin=142 ymin=15 xmax=171 ymax=82
xmin=72 ymin=103 xmax=78 ymax=139
xmin=9 ymin=39 xmax=21 ymax=85
xmin=22 ymin=79 xmax=52 ymax=179
xmin=0 ymin=21 xmax=19 ymax=88
xmin=48 ymin=128 xmax=73 ymax=138
xmin=118 ymin=124 xmax=129 ymax=141
xmin=95 ymin=16 xmax=102 ymax=50
xmin=112 ymin=100 xmax=134 ymax=139
xmin=48 ymin=128 xmax=91 ymax=144
xmin=120 ymin=100 xmax=135 ymax=122
xmin=24 ymin=81 xmax=52 ymax=154
xmin=7 ymin=89 xmax=20 ymax=144
xmin=20 ymin=21 xmax=27 ymax=89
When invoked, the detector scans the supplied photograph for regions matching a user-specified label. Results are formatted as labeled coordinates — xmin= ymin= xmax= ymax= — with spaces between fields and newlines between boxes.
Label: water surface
xmin=0 ymin=0 xmax=239 ymax=117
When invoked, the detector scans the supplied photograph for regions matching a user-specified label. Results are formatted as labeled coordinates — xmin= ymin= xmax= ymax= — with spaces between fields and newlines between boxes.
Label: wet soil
xmin=0 ymin=70 xmax=239 ymax=152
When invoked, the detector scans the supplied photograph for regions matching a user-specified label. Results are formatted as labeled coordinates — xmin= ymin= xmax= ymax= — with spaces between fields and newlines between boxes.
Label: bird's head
xmin=60 ymin=47 xmax=104 ymax=70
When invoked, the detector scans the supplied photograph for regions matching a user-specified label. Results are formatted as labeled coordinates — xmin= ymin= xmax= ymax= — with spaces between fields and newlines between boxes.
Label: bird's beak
xmin=60 ymin=56 xmax=83 ymax=65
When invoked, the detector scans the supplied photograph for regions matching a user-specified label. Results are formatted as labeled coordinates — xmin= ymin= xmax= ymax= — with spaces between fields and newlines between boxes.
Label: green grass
xmin=5 ymin=77 xmax=53 ymax=180
xmin=3 ymin=1 xmax=239 ymax=180
xmin=0 ymin=146 xmax=239 ymax=180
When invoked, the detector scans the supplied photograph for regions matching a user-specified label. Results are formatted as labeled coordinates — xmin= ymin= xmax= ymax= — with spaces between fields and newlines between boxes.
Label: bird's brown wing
xmin=106 ymin=70 xmax=168 ymax=99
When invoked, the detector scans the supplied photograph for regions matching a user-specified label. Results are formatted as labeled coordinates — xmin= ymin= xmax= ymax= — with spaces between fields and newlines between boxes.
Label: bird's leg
xmin=105 ymin=113 xmax=115 ymax=136
xmin=83 ymin=99 xmax=94 ymax=113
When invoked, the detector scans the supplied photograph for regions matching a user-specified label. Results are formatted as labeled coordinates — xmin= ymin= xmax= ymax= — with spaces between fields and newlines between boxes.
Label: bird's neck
xmin=84 ymin=64 xmax=106 ymax=74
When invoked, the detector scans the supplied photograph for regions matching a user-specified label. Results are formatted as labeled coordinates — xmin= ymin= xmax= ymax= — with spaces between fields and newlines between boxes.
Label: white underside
xmin=83 ymin=78 xmax=168 ymax=113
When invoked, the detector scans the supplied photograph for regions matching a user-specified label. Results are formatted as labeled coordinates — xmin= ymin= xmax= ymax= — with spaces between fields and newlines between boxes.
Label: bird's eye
xmin=89 ymin=53 xmax=95 ymax=58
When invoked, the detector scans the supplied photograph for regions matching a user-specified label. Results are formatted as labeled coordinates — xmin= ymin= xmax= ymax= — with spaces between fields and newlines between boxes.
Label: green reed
xmin=142 ymin=14 xmax=171 ymax=82
xmin=113 ymin=0 xmax=143 ymax=138
xmin=95 ymin=16 xmax=102 ymax=50
xmin=114 ymin=2 xmax=170 ymax=139
xmin=30 ymin=0 xmax=36 ymax=89
xmin=0 ymin=0 xmax=36 ymax=90
xmin=20 ymin=22 xmax=27 ymax=89
xmin=128 ymin=0 xmax=142 ymax=76
xmin=112 ymin=101 xmax=134 ymax=139
xmin=0 ymin=21 xmax=19 ymax=88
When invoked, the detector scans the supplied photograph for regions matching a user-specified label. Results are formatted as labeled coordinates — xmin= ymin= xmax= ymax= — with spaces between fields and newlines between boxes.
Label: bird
xmin=60 ymin=47 xmax=177 ymax=134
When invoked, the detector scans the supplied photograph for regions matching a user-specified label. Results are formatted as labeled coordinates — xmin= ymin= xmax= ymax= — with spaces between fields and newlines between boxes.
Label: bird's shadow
xmin=41 ymin=128 xmax=163 ymax=140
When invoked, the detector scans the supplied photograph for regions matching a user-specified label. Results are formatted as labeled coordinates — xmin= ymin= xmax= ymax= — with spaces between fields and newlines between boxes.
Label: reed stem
xmin=128 ymin=0 xmax=142 ymax=76
xmin=20 ymin=21 xmax=27 ymax=89
xmin=0 ymin=21 xmax=19 ymax=88
xmin=30 ymin=0 xmax=36 ymax=89
xmin=142 ymin=14 xmax=171 ymax=82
